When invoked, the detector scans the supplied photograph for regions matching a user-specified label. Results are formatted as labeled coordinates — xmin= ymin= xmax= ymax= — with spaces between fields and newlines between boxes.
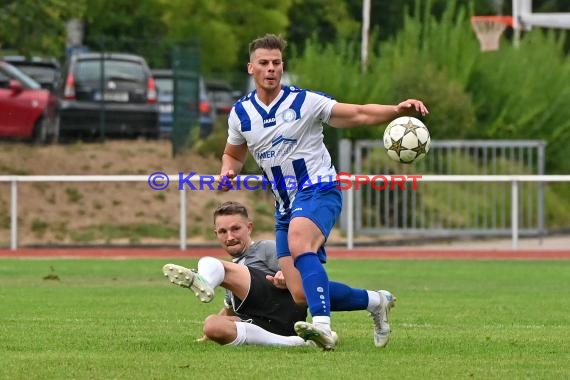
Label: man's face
xmin=247 ymin=48 xmax=284 ymax=92
xmin=214 ymin=214 xmax=253 ymax=257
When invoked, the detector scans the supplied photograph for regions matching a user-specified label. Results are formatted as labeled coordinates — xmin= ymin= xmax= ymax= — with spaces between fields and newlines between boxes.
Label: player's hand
xmin=266 ymin=271 xmax=287 ymax=289
xmin=216 ymin=170 xmax=237 ymax=192
xmin=395 ymin=99 xmax=429 ymax=117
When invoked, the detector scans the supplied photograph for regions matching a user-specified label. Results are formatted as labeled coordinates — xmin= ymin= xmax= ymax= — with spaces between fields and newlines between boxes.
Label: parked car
xmin=205 ymin=79 xmax=236 ymax=116
xmin=0 ymin=61 xmax=59 ymax=143
xmin=1 ymin=55 xmax=61 ymax=93
xmin=152 ymin=69 xmax=215 ymax=139
xmin=57 ymin=52 xmax=159 ymax=139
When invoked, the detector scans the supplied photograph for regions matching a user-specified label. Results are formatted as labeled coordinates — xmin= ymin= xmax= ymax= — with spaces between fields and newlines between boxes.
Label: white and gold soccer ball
xmin=383 ymin=116 xmax=431 ymax=164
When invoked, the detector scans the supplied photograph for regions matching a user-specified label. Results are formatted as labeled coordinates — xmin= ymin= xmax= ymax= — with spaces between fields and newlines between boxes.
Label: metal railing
xmin=344 ymin=140 xmax=547 ymax=238
xmin=1 ymin=174 xmax=569 ymax=251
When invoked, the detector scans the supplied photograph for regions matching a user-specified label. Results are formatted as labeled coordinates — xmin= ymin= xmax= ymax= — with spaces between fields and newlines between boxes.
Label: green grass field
xmin=1 ymin=258 xmax=569 ymax=379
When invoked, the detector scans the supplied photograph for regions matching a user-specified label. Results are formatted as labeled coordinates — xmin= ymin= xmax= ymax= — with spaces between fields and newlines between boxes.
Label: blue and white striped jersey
xmin=227 ymin=85 xmax=338 ymax=214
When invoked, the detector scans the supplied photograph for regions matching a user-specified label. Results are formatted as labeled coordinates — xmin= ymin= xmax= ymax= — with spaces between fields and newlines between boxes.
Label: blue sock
xmin=329 ymin=281 xmax=369 ymax=311
xmin=294 ymin=252 xmax=330 ymax=317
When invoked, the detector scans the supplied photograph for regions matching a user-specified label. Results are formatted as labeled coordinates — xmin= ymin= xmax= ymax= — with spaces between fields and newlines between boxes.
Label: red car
xmin=0 ymin=61 xmax=59 ymax=143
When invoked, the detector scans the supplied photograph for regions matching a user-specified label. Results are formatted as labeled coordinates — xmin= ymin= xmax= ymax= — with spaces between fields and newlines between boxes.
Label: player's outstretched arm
xmin=328 ymin=99 xmax=429 ymax=128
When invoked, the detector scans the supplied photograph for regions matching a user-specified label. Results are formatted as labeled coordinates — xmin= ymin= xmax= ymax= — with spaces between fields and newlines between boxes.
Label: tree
xmin=163 ymin=0 xmax=294 ymax=74
xmin=0 ymin=0 xmax=86 ymax=58
xmin=287 ymin=0 xmax=360 ymax=53
xmin=82 ymin=0 xmax=168 ymax=66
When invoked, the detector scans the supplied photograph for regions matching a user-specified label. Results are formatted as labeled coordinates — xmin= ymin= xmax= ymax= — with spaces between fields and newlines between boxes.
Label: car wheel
xmin=32 ymin=117 xmax=48 ymax=145
xmin=48 ymin=115 xmax=60 ymax=144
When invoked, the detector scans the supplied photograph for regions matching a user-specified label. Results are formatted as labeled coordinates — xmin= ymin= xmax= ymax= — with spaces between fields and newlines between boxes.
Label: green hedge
xmin=289 ymin=0 xmax=570 ymax=174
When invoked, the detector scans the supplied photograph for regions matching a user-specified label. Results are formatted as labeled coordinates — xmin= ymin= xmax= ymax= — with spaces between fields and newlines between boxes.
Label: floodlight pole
xmin=361 ymin=0 xmax=370 ymax=73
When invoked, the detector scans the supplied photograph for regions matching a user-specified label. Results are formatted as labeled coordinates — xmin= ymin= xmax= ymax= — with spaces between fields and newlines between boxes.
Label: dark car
xmin=1 ymin=55 xmax=61 ymax=93
xmin=0 ymin=61 xmax=59 ymax=143
xmin=205 ymin=79 xmax=236 ymax=117
xmin=152 ymin=69 xmax=214 ymax=139
xmin=58 ymin=52 xmax=159 ymax=139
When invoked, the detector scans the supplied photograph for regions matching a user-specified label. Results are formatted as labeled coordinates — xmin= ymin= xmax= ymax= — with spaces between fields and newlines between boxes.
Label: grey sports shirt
xmin=224 ymin=240 xmax=280 ymax=309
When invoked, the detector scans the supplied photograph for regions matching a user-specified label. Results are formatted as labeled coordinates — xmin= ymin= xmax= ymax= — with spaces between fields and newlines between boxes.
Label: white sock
xmin=312 ymin=316 xmax=332 ymax=334
xmin=366 ymin=290 xmax=381 ymax=312
xmin=197 ymin=256 xmax=224 ymax=288
xmin=227 ymin=322 xmax=306 ymax=346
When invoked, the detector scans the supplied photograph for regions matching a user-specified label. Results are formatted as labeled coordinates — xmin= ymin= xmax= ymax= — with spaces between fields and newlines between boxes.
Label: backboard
xmin=512 ymin=0 xmax=570 ymax=47
xmin=513 ymin=0 xmax=570 ymax=31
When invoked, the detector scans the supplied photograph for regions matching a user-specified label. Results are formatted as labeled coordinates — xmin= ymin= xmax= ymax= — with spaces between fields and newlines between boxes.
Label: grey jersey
xmin=224 ymin=240 xmax=279 ymax=310
xmin=232 ymin=240 xmax=279 ymax=274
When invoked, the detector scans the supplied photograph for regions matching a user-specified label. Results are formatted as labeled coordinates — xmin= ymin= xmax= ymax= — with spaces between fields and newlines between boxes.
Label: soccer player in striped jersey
xmin=218 ymin=34 xmax=428 ymax=350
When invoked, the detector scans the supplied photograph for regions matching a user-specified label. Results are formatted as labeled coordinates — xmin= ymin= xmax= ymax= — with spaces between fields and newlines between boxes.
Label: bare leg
xmin=203 ymin=315 xmax=308 ymax=346
xmin=278 ymin=256 xmax=306 ymax=305
xmin=287 ymin=217 xmax=326 ymax=261
xmin=217 ymin=261 xmax=251 ymax=301
xmin=203 ymin=315 xmax=241 ymax=344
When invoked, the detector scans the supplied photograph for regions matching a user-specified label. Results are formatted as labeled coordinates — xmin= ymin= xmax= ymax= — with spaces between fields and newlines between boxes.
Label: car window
xmin=14 ymin=65 xmax=58 ymax=82
xmin=155 ymin=77 xmax=173 ymax=93
xmin=0 ymin=62 xmax=40 ymax=89
xmin=75 ymin=60 xmax=146 ymax=84
xmin=0 ymin=69 xmax=9 ymax=88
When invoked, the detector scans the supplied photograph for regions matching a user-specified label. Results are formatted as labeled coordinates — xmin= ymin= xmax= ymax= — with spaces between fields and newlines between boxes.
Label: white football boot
xmin=370 ymin=290 xmax=396 ymax=347
xmin=162 ymin=263 xmax=214 ymax=303
xmin=294 ymin=321 xmax=338 ymax=351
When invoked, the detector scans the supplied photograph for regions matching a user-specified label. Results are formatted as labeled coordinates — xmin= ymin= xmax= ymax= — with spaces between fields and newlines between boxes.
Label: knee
xmin=202 ymin=315 xmax=224 ymax=340
xmin=287 ymin=231 xmax=306 ymax=255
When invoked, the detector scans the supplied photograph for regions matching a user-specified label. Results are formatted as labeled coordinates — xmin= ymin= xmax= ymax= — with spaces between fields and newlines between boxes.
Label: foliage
xmin=468 ymin=30 xmax=570 ymax=172
xmin=3 ymin=0 xmax=570 ymax=174
xmin=0 ymin=0 xmax=86 ymax=58
xmin=291 ymin=1 xmax=477 ymax=141
xmin=82 ymin=0 xmax=170 ymax=67
xmin=289 ymin=0 xmax=570 ymax=175
xmin=162 ymin=0 xmax=294 ymax=74
xmin=194 ymin=121 xmax=260 ymax=175
xmin=287 ymin=0 xmax=360 ymax=52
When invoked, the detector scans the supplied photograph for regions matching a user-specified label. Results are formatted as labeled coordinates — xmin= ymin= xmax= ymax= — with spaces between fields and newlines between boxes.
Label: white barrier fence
xmin=1 ymin=174 xmax=569 ymax=251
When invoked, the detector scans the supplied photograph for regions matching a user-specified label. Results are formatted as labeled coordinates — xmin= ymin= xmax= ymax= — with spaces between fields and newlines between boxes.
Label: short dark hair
xmin=248 ymin=34 xmax=287 ymax=57
xmin=213 ymin=201 xmax=249 ymax=222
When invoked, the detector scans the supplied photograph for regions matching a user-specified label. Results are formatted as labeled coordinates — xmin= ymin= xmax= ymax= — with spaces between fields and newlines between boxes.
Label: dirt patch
xmin=0 ymin=140 xmax=277 ymax=246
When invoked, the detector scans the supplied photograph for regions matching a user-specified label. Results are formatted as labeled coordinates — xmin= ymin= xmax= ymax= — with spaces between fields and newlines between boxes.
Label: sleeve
xmin=227 ymin=108 xmax=246 ymax=145
xmin=306 ymin=91 xmax=337 ymax=124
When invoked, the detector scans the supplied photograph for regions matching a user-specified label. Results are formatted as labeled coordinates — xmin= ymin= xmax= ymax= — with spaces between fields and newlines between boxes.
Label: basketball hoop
xmin=471 ymin=16 xmax=513 ymax=51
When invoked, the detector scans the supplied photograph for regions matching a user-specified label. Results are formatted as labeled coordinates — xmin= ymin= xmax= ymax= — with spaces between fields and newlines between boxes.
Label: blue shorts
xmin=275 ymin=183 xmax=342 ymax=263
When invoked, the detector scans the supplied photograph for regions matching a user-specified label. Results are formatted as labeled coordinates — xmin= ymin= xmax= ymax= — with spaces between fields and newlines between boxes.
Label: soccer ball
xmin=383 ymin=116 xmax=431 ymax=164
